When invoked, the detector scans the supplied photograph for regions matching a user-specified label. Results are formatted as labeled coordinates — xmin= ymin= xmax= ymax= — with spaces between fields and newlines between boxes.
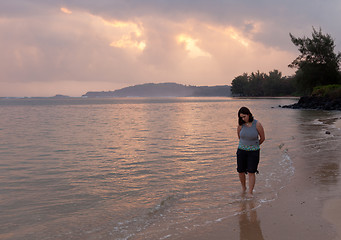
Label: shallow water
xmin=0 ymin=97 xmax=340 ymax=240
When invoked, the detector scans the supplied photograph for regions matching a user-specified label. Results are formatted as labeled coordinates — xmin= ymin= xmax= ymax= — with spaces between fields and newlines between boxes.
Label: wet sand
xmin=322 ymin=117 xmax=341 ymax=240
xmin=323 ymin=198 xmax=341 ymax=240
xmin=180 ymin=117 xmax=341 ymax=240
xmin=335 ymin=118 xmax=341 ymax=129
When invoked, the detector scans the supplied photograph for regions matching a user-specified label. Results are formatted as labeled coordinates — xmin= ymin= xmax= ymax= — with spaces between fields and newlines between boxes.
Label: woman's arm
xmin=256 ymin=121 xmax=265 ymax=145
xmin=237 ymin=125 xmax=242 ymax=139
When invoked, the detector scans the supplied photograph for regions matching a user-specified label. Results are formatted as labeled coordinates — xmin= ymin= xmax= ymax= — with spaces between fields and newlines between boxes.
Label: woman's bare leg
xmin=248 ymin=173 xmax=256 ymax=195
xmin=239 ymin=173 xmax=247 ymax=192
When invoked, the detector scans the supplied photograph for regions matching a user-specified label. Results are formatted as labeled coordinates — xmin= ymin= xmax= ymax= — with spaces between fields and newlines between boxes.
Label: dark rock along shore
xmin=282 ymin=96 xmax=341 ymax=111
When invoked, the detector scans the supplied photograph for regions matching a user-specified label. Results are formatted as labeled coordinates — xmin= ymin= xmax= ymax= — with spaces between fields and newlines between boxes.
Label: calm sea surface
xmin=1 ymin=97 xmax=340 ymax=240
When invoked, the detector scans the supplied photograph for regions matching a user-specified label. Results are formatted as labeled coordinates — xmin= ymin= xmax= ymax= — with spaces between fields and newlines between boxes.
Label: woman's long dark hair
xmin=238 ymin=107 xmax=254 ymax=126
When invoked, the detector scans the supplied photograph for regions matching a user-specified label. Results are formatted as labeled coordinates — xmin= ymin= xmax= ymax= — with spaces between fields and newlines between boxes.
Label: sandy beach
xmin=180 ymin=116 xmax=341 ymax=240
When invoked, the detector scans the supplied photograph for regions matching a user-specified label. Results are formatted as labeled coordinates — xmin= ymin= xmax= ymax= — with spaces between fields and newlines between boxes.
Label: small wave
xmin=148 ymin=194 xmax=184 ymax=217
xmin=110 ymin=194 xmax=185 ymax=240
xmin=256 ymin=143 xmax=295 ymax=207
xmin=313 ymin=119 xmax=324 ymax=125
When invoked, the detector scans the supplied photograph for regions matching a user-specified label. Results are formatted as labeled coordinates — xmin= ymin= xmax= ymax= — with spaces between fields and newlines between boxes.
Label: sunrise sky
xmin=1 ymin=1 xmax=341 ymax=97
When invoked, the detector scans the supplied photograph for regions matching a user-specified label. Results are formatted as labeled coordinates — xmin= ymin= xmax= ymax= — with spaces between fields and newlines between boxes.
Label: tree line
xmin=231 ymin=70 xmax=295 ymax=96
xmin=231 ymin=28 xmax=341 ymax=97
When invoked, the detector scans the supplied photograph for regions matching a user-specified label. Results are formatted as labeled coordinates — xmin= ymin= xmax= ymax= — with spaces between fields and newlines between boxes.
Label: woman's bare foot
xmin=246 ymin=192 xmax=254 ymax=199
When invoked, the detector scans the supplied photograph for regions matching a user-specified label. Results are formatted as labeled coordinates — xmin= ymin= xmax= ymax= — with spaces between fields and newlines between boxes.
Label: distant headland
xmin=82 ymin=82 xmax=231 ymax=98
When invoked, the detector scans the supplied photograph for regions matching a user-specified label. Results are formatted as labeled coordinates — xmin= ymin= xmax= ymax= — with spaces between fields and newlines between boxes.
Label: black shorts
xmin=236 ymin=149 xmax=260 ymax=174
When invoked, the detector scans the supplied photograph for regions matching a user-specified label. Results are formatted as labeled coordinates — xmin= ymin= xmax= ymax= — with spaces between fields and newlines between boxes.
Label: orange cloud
xmin=177 ymin=34 xmax=211 ymax=58
xmin=102 ymin=19 xmax=146 ymax=51
xmin=60 ymin=7 xmax=72 ymax=14
xmin=110 ymin=37 xmax=146 ymax=50
xmin=224 ymin=27 xmax=249 ymax=47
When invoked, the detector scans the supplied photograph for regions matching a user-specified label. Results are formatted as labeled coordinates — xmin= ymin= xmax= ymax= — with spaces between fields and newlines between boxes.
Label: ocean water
xmin=0 ymin=97 xmax=340 ymax=240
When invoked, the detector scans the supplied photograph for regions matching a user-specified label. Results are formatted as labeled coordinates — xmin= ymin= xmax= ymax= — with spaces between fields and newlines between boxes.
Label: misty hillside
xmin=83 ymin=83 xmax=231 ymax=98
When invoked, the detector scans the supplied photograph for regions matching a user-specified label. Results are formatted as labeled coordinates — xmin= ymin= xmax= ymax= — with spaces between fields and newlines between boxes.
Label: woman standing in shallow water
xmin=237 ymin=107 xmax=265 ymax=197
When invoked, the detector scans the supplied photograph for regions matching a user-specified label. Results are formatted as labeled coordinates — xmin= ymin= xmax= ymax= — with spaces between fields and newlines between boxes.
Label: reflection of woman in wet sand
xmin=239 ymin=200 xmax=264 ymax=240
xmin=237 ymin=107 xmax=265 ymax=197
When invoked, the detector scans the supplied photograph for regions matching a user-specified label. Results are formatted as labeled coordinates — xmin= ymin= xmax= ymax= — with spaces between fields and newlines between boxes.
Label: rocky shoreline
xmin=282 ymin=96 xmax=341 ymax=110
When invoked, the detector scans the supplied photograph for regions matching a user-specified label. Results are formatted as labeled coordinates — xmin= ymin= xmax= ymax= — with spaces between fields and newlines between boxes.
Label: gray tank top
xmin=238 ymin=119 xmax=260 ymax=151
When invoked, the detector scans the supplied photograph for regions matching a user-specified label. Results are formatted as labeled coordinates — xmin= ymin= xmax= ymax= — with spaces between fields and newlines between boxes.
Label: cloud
xmin=0 ymin=1 xmax=340 ymax=96
xmin=60 ymin=7 xmax=72 ymax=14
xmin=106 ymin=20 xmax=146 ymax=50
xmin=177 ymin=34 xmax=212 ymax=58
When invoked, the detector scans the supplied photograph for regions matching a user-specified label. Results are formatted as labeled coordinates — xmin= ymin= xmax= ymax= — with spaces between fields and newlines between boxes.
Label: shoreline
xmin=179 ymin=115 xmax=341 ymax=240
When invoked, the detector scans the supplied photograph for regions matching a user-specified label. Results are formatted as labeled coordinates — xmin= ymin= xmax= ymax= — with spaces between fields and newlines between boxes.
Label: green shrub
xmin=312 ymin=84 xmax=341 ymax=98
